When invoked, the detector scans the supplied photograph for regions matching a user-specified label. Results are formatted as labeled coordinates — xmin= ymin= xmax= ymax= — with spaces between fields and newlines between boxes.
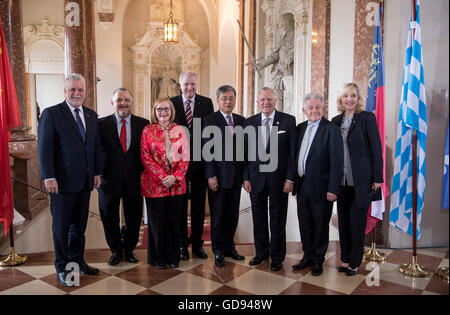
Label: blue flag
xmin=389 ymin=0 xmax=427 ymax=239
xmin=443 ymin=122 xmax=449 ymax=209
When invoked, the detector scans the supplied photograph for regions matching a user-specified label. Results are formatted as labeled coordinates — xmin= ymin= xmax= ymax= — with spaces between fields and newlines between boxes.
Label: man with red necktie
xmin=171 ymin=72 xmax=214 ymax=260
xmin=98 ymin=88 xmax=149 ymax=266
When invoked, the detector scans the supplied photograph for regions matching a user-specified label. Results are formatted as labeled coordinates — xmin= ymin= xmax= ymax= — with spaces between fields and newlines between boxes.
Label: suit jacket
xmin=294 ymin=117 xmax=343 ymax=201
xmin=331 ymin=111 xmax=383 ymax=208
xmin=243 ymin=110 xmax=297 ymax=193
xmin=98 ymin=114 xmax=149 ymax=197
xmin=38 ymin=101 xmax=103 ymax=193
xmin=140 ymin=122 xmax=189 ymax=198
xmin=170 ymin=93 xmax=214 ymax=164
xmin=203 ymin=111 xmax=245 ymax=189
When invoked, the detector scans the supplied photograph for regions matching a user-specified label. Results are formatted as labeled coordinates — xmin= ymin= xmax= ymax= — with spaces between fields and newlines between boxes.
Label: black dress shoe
xmin=345 ymin=267 xmax=358 ymax=276
xmin=338 ymin=266 xmax=349 ymax=273
xmin=225 ymin=250 xmax=245 ymax=261
xmin=311 ymin=263 xmax=323 ymax=276
xmin=57 ymin=271 xmax=75 ymax=287
xmin=79 ymin=261 xmax=99 ymax=275
xmin=155 ymin=263 xmax=166 ymax=270
xmin=169 ymin=262 xmax=179 ymax=268
xmin=215 ymin=253 xmax=225 ymax=267
xmin=192 ymin=247 xmax=208 ymax=259
xmin=248 ymin=256 xmax=268 ymax=266
xmin=108 ymin=251 xmax=123 ymax=266
xmin=291 ymin=258 xmax=312 ymax=270
xmin=180 ymin=247 xmax=190 ymax=260
xmin=124 ymin=251 xmax=138 ymax=263
xmin=270 ymin=261 xmax=283 ymax=271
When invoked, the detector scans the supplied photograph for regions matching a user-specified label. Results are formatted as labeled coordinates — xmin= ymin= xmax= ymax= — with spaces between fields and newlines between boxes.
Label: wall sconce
xmin=312 ymin=31 xmax=318 ymax=45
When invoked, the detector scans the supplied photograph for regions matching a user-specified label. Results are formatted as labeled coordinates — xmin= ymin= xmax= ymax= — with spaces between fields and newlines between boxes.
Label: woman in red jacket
xmin=141 ymin=98 xmax=189 ymax=269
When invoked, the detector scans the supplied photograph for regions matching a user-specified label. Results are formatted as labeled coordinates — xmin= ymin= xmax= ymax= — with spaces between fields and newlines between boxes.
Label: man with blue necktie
xmin=38 ymin=74 xmax=103 ymax=286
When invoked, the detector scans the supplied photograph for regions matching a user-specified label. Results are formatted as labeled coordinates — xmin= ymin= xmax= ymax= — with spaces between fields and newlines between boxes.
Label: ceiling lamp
xmin=164 ymin=0 xmax=178 ymax=43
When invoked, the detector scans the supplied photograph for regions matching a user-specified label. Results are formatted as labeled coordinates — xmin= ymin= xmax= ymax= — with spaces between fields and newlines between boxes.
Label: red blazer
xmin=140 ymin=122 xmax=189 ymax=198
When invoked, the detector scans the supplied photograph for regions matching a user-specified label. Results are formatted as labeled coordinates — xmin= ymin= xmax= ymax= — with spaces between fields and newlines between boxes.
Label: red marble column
xmin=246 ymin=0 xmax=256 ymax=117
xmin=237 ymin=0 xmax=245 ymax=116
xmin=0 ymin=0 xmax=30 ymax=133
xmin=64 ymin=0 xmax=97 ymax=110
xmin=353 ymin=0 xmax=376 ymax=102
xmin=310 ymin=0 xmax=331 ymax=115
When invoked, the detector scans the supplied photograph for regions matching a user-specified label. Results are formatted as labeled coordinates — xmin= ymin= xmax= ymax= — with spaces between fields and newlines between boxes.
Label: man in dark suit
xmin=243 ymin=87 xmax=297 ymax=272
xmin=170 ymin=72 xmax=214 ymax=260
xmin=203 ymin=85 xmax=245 ymax=267
xmin=38 ymin=74 xmax=103 ymax=286
xmin=291 ymin=93 xmax=343 ymax=276
xmin=98 ymin=88 xmax=149 ymax=266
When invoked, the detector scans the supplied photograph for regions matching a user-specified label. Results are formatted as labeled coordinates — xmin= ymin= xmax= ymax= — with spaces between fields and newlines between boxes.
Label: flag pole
xmin=397 ymin=1 xmax=430 ymax=273
xmin=0 ymin=223 xmax=28 ymax=267
xmin=364 ymin=0 xmax=386 ymax=263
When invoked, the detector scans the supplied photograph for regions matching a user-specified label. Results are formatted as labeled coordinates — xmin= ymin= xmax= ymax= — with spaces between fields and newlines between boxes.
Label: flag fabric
xmin=365 ymin=4 xmax=387 ymax=235
xmin=0 ymin=16 xmax=22 ymax=237
xmin=389 ymin=0 xmax=427 ymax=239
xmin=442 ymin=121 xmax=449 ymax=209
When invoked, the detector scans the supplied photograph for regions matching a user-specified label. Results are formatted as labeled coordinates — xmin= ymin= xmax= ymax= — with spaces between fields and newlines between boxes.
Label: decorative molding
xmin=23 ymin=18 xmax=64 ymax=74
xmin=130 ymin=22 xmax=203 ymax=120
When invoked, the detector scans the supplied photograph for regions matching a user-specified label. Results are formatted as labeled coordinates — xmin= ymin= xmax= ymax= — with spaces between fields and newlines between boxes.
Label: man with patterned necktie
xmin=97 ymin=88 xmax=149 ymax=266
xmin=202 ymin=85 xmax=245 ymax=267
xmin=38 ymin=74 xmax=103 ymax=286
xmin=170 ymin=72 xmax=214 ymax=260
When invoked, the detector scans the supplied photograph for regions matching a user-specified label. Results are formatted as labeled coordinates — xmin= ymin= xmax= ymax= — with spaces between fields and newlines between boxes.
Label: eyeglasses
xmin=156 ymin=107 xmax=171 ymax=113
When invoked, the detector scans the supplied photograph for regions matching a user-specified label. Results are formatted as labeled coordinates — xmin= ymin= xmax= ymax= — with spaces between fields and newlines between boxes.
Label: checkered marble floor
xmin=0 ymin=242 xmax=448 ymax=296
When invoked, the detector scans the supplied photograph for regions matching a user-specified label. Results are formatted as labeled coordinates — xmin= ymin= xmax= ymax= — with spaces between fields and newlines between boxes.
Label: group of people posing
xmin=37 ymin=71 xmax=383 ymax=287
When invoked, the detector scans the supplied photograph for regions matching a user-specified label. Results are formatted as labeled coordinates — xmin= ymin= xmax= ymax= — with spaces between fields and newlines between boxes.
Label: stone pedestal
xmin=9 ymin=140 xmax=48 ymax=221
xmin=282 ymin=75 xmax=293 ymax=115
xmin=64 ymin=0 xmax=97 ymax=110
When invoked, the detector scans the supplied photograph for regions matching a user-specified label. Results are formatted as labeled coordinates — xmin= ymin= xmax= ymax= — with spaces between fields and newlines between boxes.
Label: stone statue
xmin=255 ymin=14 xmax=295 ymax=97
xmin=158 ymin=67 xmax=180 ymax=99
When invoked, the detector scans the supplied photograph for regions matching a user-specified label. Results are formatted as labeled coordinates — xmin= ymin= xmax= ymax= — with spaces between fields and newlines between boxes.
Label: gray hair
xmin=179 ymin=71 xmax=198 ymax=84
xmin=111 ymin=87 xmax=134 ymax=101
xmin=303 ymin=93 xmax=325 ymax=108
xmin=216 ymin=85 xmax=236 ymax=98
xmin=65 ymin=73 xmax=85 ymax=89
xmin=258 ymin=87 xmax=277 ymax=99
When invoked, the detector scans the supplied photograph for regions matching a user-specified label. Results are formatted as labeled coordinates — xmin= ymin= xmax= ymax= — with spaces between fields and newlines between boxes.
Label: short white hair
xmin=179 ymin=71 xmax=198 ymax=84
xmin=65 ymin=73 xmax=86 ymax=89
xmin=303 ymin=93 xmax=324 ymax=108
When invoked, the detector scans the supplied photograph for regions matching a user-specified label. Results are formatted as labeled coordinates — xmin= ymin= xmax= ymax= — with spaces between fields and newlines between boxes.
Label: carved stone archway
xmin=130 ymin=22 xmax=202 ymax=120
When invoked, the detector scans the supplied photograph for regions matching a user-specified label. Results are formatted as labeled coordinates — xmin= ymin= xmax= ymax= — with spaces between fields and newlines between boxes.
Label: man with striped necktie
xmin=171 ymin=72 xmax=214 ymax=260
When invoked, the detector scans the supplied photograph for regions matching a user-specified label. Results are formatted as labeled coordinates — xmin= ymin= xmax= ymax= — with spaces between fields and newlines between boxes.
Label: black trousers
xmin=297 ymin=194 xmax=333 ymax=264
xmin=337 ymin=185 xmax=369 ymax=269
xmin=180 ymin=162 xmax=207 ymax=249
xmin=250 ymin=185 xmax=288 ymax=263
xmin=50 ymin=190 xmax=91 ymax=273
xmin=98 ymin=183 xmax=143 ymax=254
xmin=208 ymin=186 xmax=241 ymax=254
xmin=146 ymin=195 xmax=183 ymax=266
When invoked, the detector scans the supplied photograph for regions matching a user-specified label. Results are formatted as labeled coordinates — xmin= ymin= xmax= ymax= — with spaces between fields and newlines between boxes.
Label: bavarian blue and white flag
xmin=389 ymin=0 xmax=427 ymax=239
xmin=442 ymin=122 xmax=449 ymax=209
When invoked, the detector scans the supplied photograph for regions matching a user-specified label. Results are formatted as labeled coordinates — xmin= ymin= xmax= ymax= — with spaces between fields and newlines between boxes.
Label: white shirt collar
xmin=261 ymin=110 xmax=276 ymax=124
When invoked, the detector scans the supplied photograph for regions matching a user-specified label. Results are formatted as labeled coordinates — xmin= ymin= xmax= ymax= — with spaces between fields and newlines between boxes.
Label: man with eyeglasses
xmin=170 ymin=72 xmax=214 ymax=260
xmin=97 ymin=88 xmax=149 ymax=266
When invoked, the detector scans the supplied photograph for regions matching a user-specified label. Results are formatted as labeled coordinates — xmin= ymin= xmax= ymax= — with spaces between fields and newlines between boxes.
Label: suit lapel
xmin=83 ymin=106 xmax=95 ymax=142
xmin=296 ymin=122 xmax=307 ymax=167
xmin=129 ymin=115 xmax=140 ymax=153
xmin=110 ymin=115 xmax=123 ymax=151
xmin=60 ymin=102 xmax=84 ymax=142
xmin=305 ymin=118 xmax=326 ymax=167
xmin=347 ymin=112 xmax=359 ymax=136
